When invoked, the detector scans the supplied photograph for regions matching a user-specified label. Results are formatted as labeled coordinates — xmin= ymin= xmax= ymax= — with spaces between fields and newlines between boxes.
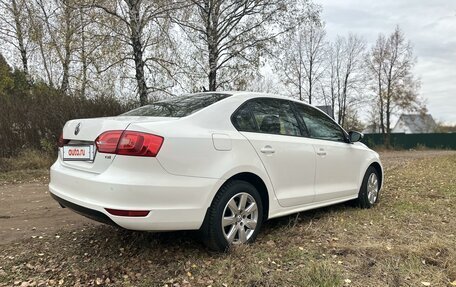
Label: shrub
xmin=0 ymin=55 xmax=136 ymax=158
xmin=0 ymin=149 xmax=54 ymax=172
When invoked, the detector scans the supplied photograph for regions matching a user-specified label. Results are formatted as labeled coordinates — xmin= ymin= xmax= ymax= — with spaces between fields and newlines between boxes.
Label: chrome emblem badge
xmin=74 ymin=122 xmax=81 ymax=135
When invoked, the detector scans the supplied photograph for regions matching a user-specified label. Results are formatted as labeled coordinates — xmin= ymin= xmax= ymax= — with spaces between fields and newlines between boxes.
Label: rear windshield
xmin=122 ymin=93 xmax=231 ymax=117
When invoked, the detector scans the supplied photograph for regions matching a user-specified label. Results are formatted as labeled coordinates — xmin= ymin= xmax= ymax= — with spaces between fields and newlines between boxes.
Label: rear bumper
xmin=50 ymin=193 xmax=118 ymax=227
xmin=49 ymin=156 xmax=223 ymax=231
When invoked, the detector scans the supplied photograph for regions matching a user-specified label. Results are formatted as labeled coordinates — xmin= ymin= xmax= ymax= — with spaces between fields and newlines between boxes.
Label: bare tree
xmin=301 ymin=21 xmax=326 ymax=104
xmin=174 ymin=0 xmax=306 ymax=91
xmin=274 ymin=12 xmax=326 ymax=104
xmin=338 ymin=34 xmax=366 ymax=128
xmin=91 ymin=0 xmax=186 ymax=105
xmin=74 ymin=4 xmax=115 ymax=97
xmin=33 ymin=0 xmax=78 ymax=93
xmin=0 ymin=0 xmax=32 ymax=79
xmin=26 ymin=1 xmax=54 ymax=86
xmin=77 ymin=6 xmax=89 ymax=97
xmin=367 ymin=26 xmax=422 ymax=147
xmin=343 ymin=106 xmax=365 ymax=131
xmin=248 ymin=71 xmax=280 ymax=94
xmin=366 ymin=34 xmax=388 ymax=134
xmin=325 ymin=34 xmax=366 ymax=128
xmin=322 ymin=38 xmax=342 ymax=118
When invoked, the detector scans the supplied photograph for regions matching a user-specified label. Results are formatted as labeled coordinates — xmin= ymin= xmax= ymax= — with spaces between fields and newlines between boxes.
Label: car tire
xmin=356 ymin=166 xmax=380 ymax=209
xmin=201 ymin=180 xmax=263 ymax=251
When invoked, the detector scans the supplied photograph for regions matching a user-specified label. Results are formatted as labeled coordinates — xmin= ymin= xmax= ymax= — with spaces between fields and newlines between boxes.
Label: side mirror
xmin=349 ymin=131 xmax=363 ymax=143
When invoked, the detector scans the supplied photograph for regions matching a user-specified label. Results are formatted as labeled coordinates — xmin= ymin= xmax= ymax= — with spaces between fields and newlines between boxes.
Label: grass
xmin=0 ymin=149 xmax=52 ymax=184
xmin=0 ymin=169 xmax=49 ymax=184
xmin=0 ymin=154 xmax=455 ymax=287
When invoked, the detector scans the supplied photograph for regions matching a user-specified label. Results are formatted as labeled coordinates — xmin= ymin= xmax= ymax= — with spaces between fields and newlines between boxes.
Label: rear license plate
xmin=63 ymin=145 xmax=95 ymax=161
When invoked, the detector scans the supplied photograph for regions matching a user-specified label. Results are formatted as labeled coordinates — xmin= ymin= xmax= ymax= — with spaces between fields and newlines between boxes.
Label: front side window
xmin=232 ymin=98 xmax=302 ymax=136
xmin=122 ymin=93 xmax=230 ymax=117
xmin=294 ymin=103 xmax=346 ymax=142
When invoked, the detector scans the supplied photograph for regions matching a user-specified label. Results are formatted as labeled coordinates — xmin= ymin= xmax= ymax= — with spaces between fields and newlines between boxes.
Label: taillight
xmin=96 ymin=130 xmax=123 ymax=153
xmin=95 ymin=130 xmax=163 ymax=157
xmin=105 ymin=208 xmax=149 ymax=217
xmin=58 ymin=132 xmax=69 ymax=147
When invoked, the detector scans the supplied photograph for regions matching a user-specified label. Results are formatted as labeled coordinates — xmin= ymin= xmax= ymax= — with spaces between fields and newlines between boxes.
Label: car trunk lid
xmin=60 ymin=116 xmax=176 ymax=173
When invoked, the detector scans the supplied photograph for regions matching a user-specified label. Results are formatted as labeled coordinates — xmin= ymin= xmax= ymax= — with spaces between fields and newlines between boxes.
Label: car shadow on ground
xmin=64 ymin=201 xmax=356 ymax=259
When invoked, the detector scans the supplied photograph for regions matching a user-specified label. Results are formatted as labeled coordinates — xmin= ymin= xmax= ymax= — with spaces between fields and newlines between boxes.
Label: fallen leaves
xmin=0 ymin=152 xmax=455 ymax=287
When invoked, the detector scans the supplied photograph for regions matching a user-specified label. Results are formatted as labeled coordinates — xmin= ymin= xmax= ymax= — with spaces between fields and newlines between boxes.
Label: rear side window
xmin=122 ymin=93 xmax=230 ymax=117
xmin=232 ymin=102 xmax=257 ymax=132
xmin=294 ymin=103 xmax=346 ymax=142
xmin=232 ymin=98 xmax=302 ymax=136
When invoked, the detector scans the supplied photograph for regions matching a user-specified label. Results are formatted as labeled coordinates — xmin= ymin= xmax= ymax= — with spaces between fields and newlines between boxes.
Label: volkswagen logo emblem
xmin=74 ymin=122 xmax=81 ymax=135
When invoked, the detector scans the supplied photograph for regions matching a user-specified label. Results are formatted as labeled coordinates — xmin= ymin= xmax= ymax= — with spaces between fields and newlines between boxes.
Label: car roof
xmin=198 ymin=91 xmax=312 ymax=106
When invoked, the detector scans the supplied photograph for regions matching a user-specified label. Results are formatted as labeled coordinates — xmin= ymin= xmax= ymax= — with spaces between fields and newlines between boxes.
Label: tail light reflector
xmin=96 ymin=130 xmax=123 ymax=153
xmin=105 ymin=208 xmax=149 ymax=217
xmin=95 ymin=130 xmax=163 ymax=157
xmin=58 ymin=132 xmax=69 ymax=147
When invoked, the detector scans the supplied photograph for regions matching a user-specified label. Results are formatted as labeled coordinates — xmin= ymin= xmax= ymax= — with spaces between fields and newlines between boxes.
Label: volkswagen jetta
xmin=49 ymin=92 xmax=383 ymax=251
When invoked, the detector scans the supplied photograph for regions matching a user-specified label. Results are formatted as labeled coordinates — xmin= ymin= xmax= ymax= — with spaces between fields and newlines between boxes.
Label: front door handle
xmin=260 ymin=145 xmax=275 ymax=154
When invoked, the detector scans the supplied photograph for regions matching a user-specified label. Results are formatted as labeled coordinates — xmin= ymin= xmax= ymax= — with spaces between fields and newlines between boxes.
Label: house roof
xmin=393 ymin=114 xmax=437 ymax=133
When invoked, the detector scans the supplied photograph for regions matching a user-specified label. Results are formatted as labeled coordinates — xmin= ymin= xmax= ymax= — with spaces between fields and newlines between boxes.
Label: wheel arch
xmin=225 ymin=172 xmax=270 ymax=220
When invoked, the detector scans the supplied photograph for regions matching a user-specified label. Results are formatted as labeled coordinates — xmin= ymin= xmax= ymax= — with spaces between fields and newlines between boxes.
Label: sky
xmin=318 ymin=0 xmax=456 ymax=124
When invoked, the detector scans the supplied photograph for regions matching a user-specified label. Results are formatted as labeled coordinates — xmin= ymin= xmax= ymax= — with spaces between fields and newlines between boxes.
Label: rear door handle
xmin=260 ymin=145 xmax=275 ymax=154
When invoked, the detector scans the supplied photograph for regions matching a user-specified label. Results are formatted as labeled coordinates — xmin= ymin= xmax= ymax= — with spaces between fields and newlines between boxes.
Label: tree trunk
xmin=60 ymin=1 xmax=73 ymax=93
xmin=308 ymin=73 xmax=312 ymax=104
xmin=308 ymin=57 xmax=312 ymax=104
xmin=61 ymin=31 xmax=71 ymax=93
xmin=208 ymin=52 xmax=217 ymax=91
xmin=127 ymin=0 xmax=148 ymax=105
xmin=385 ymin=98 xmax=391 ymax=149
xmin=384 ymin=74 xmax=393 ymax=148
xmin=38 ymin=40 xmax=53 ymax=87
xmin=379 ymin=95 xmax=385 ymax=139
xmin=298 ymin=43 xmax=303 ymax=101
xmin=11 ymin=0 xmax=29 ymax=79
xmin=206 ymin=0 xmax=219 ymax=92
xmin=384 ymin=50 xmax=396 ymax=149
xmin=61 ymin=57 xmax=70 ymax=93
xmin=378 ymin=72 xmax=385 ymax=135
xmin=340 ymin=72 xmax=350 ymax=128
xmin=132 ymin=36 xmax=148 ymax=105
xmin=80 ymin=7 xmax=87 ymax=97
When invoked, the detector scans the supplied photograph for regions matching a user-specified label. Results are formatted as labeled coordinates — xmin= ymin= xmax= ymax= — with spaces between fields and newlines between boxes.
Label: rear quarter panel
xmin=127 ymin=95 xmax=270 ymax=181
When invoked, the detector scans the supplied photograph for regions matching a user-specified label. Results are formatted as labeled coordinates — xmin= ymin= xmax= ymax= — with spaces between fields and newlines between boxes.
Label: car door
xmin=293 ymin=103 xmax=365 ymax=202
xmin=232 ymin=98 xmax=317 ymax=207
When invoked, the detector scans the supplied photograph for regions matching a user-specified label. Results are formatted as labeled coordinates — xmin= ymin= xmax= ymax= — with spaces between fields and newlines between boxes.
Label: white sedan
xmin=49 ymin=92 xmax=383 ymax=251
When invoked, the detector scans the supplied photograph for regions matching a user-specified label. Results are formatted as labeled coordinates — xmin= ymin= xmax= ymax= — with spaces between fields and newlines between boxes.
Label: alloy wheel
xmin=221 ymin=192 xmax=259 ymax=244
xmin=367 ymin=173 xmax=379 ymax=204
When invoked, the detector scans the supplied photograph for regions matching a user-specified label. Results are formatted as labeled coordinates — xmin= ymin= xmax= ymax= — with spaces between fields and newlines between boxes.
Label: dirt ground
xmin=0 ymin=183 xmax=95 ymax=244
xmin=0 ymin=150 xmax=454 ymax=245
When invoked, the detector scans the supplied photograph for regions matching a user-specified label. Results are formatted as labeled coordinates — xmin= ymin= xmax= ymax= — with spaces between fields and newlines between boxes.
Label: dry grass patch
xmin=0 ymin=149 xmax=51 ymax=184
xmin=0 ymin=154 xmax=455 ymax=287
